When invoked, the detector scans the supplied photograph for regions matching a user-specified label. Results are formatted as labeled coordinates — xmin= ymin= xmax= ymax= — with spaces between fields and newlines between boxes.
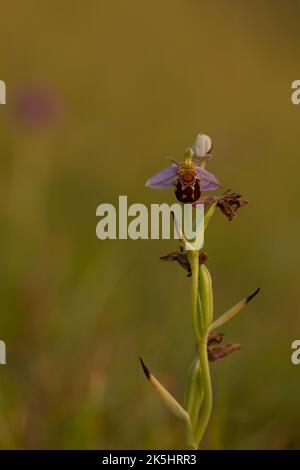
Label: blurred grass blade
xmin=208 ymin=288 xmax=260 ymax=333
xmin=139 ymin=358 xmax=196 ymax=448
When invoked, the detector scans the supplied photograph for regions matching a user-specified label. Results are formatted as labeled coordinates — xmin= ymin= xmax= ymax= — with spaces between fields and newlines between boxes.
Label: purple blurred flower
xmin=12 ymin=84 xmax=61 ymax=128
xmin=145 ymin=135 xmax=221 ymax=203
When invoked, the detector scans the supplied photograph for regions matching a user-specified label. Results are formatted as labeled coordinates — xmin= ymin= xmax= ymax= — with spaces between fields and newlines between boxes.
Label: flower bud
xmin=193 ymin=134 xmax=212 ymax=158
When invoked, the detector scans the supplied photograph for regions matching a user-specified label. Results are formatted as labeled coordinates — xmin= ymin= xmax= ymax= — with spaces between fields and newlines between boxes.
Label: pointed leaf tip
xmin=208 ymin=287 xmax=260 ymax=333
xmin=138 ymin=357 xmax=195 ymax=447
xmin=139 ymin=357 xmax=150 ymax=380
xmin=246 ymin=287 xmax=260 ymax=303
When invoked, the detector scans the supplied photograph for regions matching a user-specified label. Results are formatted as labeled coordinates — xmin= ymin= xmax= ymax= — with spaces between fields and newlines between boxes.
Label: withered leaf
xmin=207 ymin=331 xmax=242 ymax=362
xmin=160 ymin=251 xmax=208 ymax=277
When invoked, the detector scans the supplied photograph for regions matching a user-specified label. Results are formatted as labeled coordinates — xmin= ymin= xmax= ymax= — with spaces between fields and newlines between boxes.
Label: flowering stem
xmin=190 ymin=251 xmax=201 ymax=343
xmin=188 ymin=248 xmax=213 ymax=449
xmin=143 ymin=135 xmax=256 ymax=451
xmin=195 ymin=329 xmax=212 ymax=446
xmin=184 ymin=254 xmax=205 ymax=437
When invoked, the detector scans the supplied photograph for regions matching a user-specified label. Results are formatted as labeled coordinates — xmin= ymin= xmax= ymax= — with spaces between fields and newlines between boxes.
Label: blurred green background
xmin=0 ymin=0 xmax=299 ymax=449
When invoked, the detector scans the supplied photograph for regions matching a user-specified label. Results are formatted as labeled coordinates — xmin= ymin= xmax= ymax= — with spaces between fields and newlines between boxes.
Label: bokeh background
xmin=0 ymin=0 xmax=299 ymax=450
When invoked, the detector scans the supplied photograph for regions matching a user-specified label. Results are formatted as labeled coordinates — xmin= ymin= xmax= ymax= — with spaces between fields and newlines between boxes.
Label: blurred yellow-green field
xmin=0 ymin=0 xmax=300 ymax=449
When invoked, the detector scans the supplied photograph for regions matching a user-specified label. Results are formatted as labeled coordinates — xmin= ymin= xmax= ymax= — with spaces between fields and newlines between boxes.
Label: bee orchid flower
xmin=145 ymin=135 xmax=222 ymax=203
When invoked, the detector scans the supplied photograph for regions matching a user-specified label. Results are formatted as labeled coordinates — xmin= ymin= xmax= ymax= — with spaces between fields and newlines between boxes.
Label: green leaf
xmin=139 ymin=358 xmax=196 ymax=448
xmin=208 ymin=288 xmax=260 ymax=333
xmin=184 ymin=357 xmax=203 ymax=430
xmin=198 ymin=264 xmax=213 ymax=329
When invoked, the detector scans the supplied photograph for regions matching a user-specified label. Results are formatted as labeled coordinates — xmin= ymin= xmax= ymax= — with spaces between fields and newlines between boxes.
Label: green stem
xmin=191 ymin=385 xmax=204 ymax=431
xmin=195 ymin=331 xmax=212 ymax=446
xmin=185 ymin=419 xmax=197 ymax=450
xmin=189 ymin=251 xmax=200 ymax=343
xmin=187 ymin=198 xmax=217 ymax=448
xmin=189 ymin=250 xmax=213 ymax=448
